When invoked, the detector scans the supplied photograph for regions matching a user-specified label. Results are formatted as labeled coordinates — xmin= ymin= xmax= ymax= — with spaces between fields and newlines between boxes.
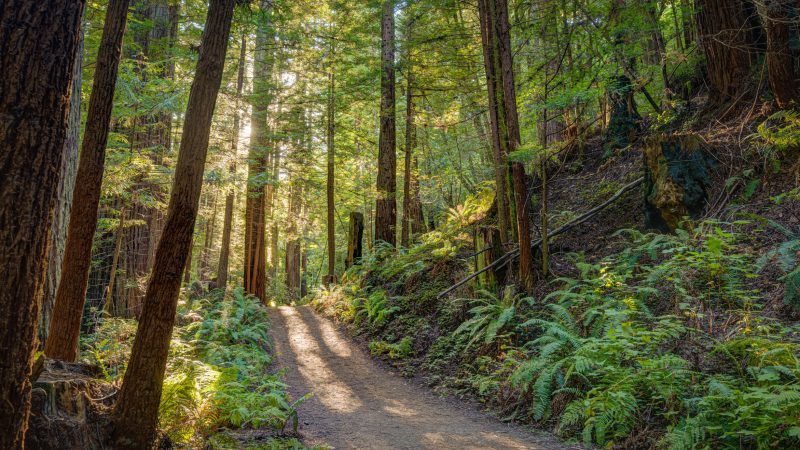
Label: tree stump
xmin=604 ymin=75 xmax=641 ymax=157
xmin=643 ymin=134 xmax=713 ymax=231
xmin=345 ymin=212 xmax=364 ymax=268
xmin=26 ymin=360 xmax=115 ymax=450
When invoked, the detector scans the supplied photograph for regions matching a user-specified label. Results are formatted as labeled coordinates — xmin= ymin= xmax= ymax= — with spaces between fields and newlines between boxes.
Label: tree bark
xmin=478 ymin=0 xmax=511 ymax=245
xmin=762 ymin=0 xmax=798 ymax=107
xmin=40 ymin=31 xmax=83 ymax=347
xmin=695 ymin=0 xmax=759 ymax=106
xmin=346 ymin=211 xmax=365 ymax=268
xmin=375 ymin=0 xmax=397 ymax=246
xmin=44 ymin=0 xmax=131 ymax=361
xmin=325 ymin=36 xmax=337 ymax=285
xmin=0 ymin=1 xmax=84 ymax=446
xmin=401 ymin=42 xmax=417 ymax=248
xmin=244 ymin=0 xmax=274 ymax=301
xmin=218 ymin=33 xmax=247 ymax=292
xmin=478 ymin=0 xmax=534 ymax=291
xmin=111 ymin=1 xmax=236 ymax=447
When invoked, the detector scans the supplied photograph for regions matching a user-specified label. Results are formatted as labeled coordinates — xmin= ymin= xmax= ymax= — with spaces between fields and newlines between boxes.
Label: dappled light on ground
xmin=269 ymin=306 xmax=571 ymax=450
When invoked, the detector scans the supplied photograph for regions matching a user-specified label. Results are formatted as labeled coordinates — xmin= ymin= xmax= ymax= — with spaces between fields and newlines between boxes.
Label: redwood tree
xmin=44 ymin=0 xmax=132 ymax=362
xmin=695 ymin=0 xmax=759 ymax=106
xmin=244 ymin=0 xmax=274 ymax=300
xmin=478 ymin=0 xmax=535 ymax=292
xmin=375 ymin=0 xmax=397 ymax=246
xmin=762 ymin=0 xmax=798 ymax=107
xmin=111 ymin=0 xmax=236 ymax=447
xmin=0 ymin=1 xmax=84 ymax=446
xmin=218 ymin=33 xmax=247 ymax=291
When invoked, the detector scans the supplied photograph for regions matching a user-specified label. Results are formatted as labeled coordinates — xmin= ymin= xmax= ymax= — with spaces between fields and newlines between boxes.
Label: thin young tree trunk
xmin=401 ymin=44 xmax=416 ymax=248
xmin=104 ymin=207 xmax=126 ymax=314
xmin=111 ymin=1 xmax=236 ymax=447
xmin=325 ymin=35 xmax=337 ymax=285
xmin=0 ymin=1 xmax=84 ymax=446
xmin=218 ymin=33 xmax=247 ymax=291
xmin=45 ymin=0 xmax=131 ymax=362
xmin=375 ymin=0 xmax=397 ymax=246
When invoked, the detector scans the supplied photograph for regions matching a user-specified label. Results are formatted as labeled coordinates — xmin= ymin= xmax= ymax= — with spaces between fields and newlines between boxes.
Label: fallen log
xmin=438 ymin=177 xmax=644 ymax=299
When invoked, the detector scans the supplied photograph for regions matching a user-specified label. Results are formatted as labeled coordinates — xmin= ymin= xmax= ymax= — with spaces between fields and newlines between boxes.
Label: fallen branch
xmin=438 ymin=177 xmax=644 ymax=299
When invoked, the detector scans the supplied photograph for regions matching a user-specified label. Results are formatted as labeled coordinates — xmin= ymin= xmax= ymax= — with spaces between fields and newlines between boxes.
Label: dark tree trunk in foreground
xmin=375 ymin=0 xmax=397 ymax=246
xmin=695 ymin=0 xmax=758 ymax=106
xmin=219 ymin=34 xmax=247 ymax=291
xmin=111 ymin=1 xmax=236 ymax=447
xmin=478 ymin=0 xmax=535 ymax=291
xmin=44 ymin=0 xmax=131 ymax=362
xmin=762 ymin=0 xmax=798 ymax=107
xmin=346 ymin=212 xmax=365 ymax=268
xmin=0 ymin=2 xmax=84 ymax=447
xmin=40 ymin=32 xmax=83 ymax=347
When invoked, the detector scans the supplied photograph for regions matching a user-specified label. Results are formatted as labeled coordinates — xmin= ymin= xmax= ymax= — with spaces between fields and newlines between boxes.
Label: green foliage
xmin=454 ymin=288 xmax=532 ymax=353
xmin=351 ymin=290 xmax=400 ymax=328
xmin=665 ymin=337 xmax=800 ymax=449
xmin=82 ymin=288 xmax=302 ymax=445
xmin=756 ymin=220 xmax=800 ymax=307
xmin=369 ymin=336 xmax=414 ymax=360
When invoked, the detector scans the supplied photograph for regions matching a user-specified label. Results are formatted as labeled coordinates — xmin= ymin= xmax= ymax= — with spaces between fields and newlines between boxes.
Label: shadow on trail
xmin=268 ymin=306 xmax=571 ymax=450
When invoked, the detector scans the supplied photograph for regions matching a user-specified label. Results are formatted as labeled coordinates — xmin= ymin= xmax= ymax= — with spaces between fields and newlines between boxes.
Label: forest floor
xmin=268 ymin=305 xmax=575 ymax=450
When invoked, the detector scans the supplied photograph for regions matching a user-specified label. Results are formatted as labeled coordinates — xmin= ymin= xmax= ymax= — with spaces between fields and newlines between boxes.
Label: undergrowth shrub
xmin=82 ymin=287 xmax=303 ymax=446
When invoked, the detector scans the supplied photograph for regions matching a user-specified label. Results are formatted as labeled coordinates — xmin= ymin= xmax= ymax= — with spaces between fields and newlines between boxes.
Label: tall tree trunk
xmin=112 ymin=0 xmax=235 ymax=446
xmin=244 ymin=0 xmax=274 ymax=301
xmin=762 ymin=0 xmax=798 ymax=107
xmin=375 ymin=0 xmax=397 ymax=246
xmin=325 ymin=37 xmax=337 ymax=286
xmin=478 ymin=0 xmax=511 ymax=245
xmin=40 ymin=31 xmax=83 ymax=347
xmin=285 ymin=182 xmax=303 ymax=298
xmin=45 ymin=0 xmax=131 ymax=362
xmin=695 ymin=0 xmax=759 ymax=106
xmin=218 ymin=33 xmax=247 ymax=291
xmin=479 ymin=0 xmax=534 ymax=291
xmin=495 ymin=0 xmax=535 ymax=292
xmin=401 ymin=44 xmax=416 ymax=248
xmin=0 ymin=2 xmax=84 ymax=446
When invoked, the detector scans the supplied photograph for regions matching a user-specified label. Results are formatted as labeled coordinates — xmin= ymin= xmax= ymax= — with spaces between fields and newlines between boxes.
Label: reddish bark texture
xmin=45 ymin=0 xmax=131 ymax=362
xmin=0 ymin=1 xmax=84 ymax=447
xmin=376 ymin=0 xmax=397 ymax=246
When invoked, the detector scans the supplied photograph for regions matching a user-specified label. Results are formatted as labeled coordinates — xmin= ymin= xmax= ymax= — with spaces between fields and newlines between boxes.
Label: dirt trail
xmin=268 ymin=306 xmax=572 ymax=450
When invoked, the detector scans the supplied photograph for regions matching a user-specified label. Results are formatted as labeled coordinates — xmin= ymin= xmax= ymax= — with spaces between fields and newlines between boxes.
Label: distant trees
xmin=0 ymin=1 xmax=85 ymax=446
xmin=45 ymin=0 xmax=132 ymax=362
xmin=110 ymin=0 xmax=236 ymax=447
xmin=375 ymin=0 xmax=398 ymax=247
